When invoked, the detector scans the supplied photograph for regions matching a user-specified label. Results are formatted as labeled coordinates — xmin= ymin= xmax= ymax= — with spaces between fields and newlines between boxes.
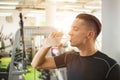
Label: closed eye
xmin=72 ymin=26 xmax=79 ymax=31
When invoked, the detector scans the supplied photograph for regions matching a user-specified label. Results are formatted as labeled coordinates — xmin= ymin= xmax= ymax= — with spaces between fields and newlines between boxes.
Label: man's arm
xmin=31 ymin=32 xmax=63 ymax=69
xmin=31 ymin=47 xmax=56 ymax=69
xmin=106 ymin=63 xmax=120 ymax=80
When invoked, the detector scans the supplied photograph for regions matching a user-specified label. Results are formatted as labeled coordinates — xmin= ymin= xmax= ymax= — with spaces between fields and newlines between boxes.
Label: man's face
xmin=69 ymin=18 xmax=90 ymax=47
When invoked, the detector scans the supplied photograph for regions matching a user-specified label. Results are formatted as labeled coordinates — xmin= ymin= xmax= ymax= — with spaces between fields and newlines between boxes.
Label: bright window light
xmin=0 ymin=6 xmax=16 ymax=9
xmin=0 ymin=12 xmax=12 ymax=16
xmin=0 ymin=1 xmax=19 ymax=5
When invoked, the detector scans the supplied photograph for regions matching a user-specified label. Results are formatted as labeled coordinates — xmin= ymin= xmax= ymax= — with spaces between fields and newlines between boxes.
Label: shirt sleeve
xmin=106 ymin=63 xmax=120 ymax=80
xmin=54 ymin=53 xmax=67 ymax=68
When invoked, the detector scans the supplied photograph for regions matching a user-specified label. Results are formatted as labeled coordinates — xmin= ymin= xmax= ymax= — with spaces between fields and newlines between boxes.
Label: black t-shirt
xmin=54 ymin=51 xmax=120 ymax=80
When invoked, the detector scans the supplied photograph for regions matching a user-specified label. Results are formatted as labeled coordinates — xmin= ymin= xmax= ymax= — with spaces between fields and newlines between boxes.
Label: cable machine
xmin=8 ymin=13 xmax=27 ymax=80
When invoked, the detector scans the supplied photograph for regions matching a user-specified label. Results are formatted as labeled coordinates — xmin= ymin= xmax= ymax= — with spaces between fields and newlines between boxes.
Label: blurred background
xmin=0 ymin=0 xmax=120 ymax=80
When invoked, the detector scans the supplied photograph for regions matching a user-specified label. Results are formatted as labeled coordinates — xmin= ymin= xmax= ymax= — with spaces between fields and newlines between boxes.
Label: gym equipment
xmin=0 ymin=24 xmax=13 ymax=80
xmin=8 ymin=25 xmax=56 ymax=80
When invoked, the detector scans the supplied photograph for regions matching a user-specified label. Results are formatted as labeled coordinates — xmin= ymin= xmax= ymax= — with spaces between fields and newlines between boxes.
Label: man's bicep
xmin=37 ymin=57 xmax=57 ymax=69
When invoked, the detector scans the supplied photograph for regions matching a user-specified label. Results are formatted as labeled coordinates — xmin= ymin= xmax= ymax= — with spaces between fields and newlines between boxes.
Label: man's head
xmin=69 ymin=13 xmax=101 ymax=48
xmin=76 ymin=13 xmax=101 ymax=39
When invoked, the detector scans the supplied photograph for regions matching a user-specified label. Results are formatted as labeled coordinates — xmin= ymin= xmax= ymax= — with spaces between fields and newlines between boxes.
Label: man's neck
xmin=78 ymin=43 xmax=97 ymax=56
xmin=79 ymin=48 xmax=97 ymax=56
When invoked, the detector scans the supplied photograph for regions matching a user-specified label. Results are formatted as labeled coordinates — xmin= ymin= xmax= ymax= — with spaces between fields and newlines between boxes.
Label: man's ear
xmin=87 ymin=31 xmax=95 ymax=39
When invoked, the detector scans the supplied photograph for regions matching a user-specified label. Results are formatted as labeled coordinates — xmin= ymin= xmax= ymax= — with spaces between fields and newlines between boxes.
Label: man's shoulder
xmin=94 ymin=51 xmax=117 ymax=67
xmin=94 ymin=51 xmax=120 ymax=79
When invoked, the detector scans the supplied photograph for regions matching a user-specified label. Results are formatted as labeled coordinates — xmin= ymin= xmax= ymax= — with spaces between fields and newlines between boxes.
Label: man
xmin=31 ymin=13 xmax=120 ymax=80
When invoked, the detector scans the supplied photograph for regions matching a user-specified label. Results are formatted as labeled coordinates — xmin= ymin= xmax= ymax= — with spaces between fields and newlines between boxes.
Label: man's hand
xmin=41 ymin=32 xmax=63 ymax=48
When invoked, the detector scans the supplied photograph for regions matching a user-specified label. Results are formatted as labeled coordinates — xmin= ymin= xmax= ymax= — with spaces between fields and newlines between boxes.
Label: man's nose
xmin=68 ymin=30 xmax=72 ymax=36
